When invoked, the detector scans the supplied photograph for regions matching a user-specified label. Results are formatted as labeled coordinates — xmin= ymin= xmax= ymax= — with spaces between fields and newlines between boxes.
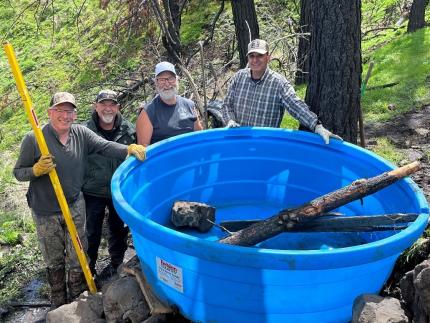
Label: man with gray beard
xmin=83 ymin=89 xmax=136 ymax=279
xmin=136 ymin=61 xmax=203 ymax=145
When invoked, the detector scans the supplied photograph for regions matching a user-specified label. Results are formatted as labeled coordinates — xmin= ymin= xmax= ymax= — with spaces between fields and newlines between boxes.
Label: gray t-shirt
xmin=13 ymin=123 xmax=128 ymax=216
xmin=145 ymin=95 xmax=197 ymax=144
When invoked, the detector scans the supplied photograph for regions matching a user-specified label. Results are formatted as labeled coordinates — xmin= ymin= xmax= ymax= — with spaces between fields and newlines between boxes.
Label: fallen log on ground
xmin=219 ymin=161 xmax=421 ymax=246
xmin=220 ymin=213 xmax=419 ymax=232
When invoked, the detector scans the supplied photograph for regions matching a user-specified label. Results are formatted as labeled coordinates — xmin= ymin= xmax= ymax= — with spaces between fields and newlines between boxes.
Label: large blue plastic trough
xmin=112 ymin=128 xmax=429 ymax=323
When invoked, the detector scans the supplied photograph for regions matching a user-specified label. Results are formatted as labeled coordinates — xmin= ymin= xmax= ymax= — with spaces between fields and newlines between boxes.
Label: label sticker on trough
xmin=156 ymin=257 xmax=184 ymax=293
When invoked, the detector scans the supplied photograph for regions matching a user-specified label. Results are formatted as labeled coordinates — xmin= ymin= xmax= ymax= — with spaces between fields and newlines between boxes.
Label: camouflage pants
xmin=32 ymin=193 xmax=88 ymax=272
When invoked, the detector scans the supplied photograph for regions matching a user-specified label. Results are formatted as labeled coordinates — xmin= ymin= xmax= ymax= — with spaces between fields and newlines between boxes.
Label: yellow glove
xmin=127 ymin=144 xmax=146 ymax=161
xmin=32 ymin=154 xmax=55 ymax=177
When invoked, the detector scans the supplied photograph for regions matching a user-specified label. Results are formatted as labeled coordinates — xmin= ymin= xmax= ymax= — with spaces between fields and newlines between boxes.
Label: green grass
xmin=280 ymin=84 xmax=305 ymax=129
xmin=369 ymin=137 xmax=405 ymax=165
xmin=0 ymin=0 xmax=150 ymax=150
xmin=180 ymin=1 xmax=220 ymax=45
xmin=0 ymin=231 xmax=43 ymax=305
xmin=0 ymin=208 xmax=41 ymax=305
xmin=362 ymin=27 xmax=430 ymax=122
xmin=0 ymin=209 xmax=34 ymax=246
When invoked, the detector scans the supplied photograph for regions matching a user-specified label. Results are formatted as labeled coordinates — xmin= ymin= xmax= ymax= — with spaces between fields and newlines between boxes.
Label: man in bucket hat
xmin=136 ymin=61 xmax=203 ymax=145
xmin=222 ymin=39 xmax=342 ymax=144
xmin=13 ymin=92 xmax=145 ymax=309
xmin=83 ymin=89 xmax=135 ymax=280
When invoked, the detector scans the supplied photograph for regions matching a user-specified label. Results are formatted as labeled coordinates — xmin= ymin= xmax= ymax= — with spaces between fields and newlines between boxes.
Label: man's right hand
xmin=32 ymin=154 xmax=55 ymax=177
xmin=226 ymin=120 xmax=240 ymax=128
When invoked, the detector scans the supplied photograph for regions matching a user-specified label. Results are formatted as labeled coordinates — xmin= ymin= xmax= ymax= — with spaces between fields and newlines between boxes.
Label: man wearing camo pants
xmin=13 ymin=92 xmax=146 ymax=308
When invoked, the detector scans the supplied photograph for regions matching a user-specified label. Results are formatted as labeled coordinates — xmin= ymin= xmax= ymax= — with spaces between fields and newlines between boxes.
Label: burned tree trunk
xmin=305 ymin=0 xmax=361 ymax=143
xmin=295 ymin=0 xmax=311 ymax=85
xmin=219 ymin=162 xmax=421 ymax=246
xmin=231 ymin=0 xmax=259 ymax=68
xmin=150 ymin=0 xmax=183 ymax=62
xmin=407 ymin=0 xmax=429 ymax=33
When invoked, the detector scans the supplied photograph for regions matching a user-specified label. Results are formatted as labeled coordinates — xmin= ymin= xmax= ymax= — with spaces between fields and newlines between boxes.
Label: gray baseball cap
xmin=50 ymin=92 xmax=77 ymax=109
xmin=155 ymin=61 xmax=177 ymax=76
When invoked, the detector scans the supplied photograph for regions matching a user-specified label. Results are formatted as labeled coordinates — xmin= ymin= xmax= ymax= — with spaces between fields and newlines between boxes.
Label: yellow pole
xmin=3 ymin=42 xmax=96 ymax=294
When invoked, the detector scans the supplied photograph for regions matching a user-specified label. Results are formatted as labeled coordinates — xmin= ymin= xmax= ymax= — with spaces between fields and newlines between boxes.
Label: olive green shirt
xmin=13 ymin=123 xmax=128 ymax=216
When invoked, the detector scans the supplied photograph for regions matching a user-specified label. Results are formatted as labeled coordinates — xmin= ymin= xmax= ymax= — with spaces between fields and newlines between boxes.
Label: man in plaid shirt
xmin=222 ymin=39 xmax=341 ymax=144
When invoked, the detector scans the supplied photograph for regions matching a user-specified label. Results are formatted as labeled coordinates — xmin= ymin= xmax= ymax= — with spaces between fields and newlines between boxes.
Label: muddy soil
xmin=2 ymin=105 xmax=430 ymax=322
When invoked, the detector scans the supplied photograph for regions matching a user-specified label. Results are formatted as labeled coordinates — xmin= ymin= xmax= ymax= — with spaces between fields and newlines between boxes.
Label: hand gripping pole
xmin=3 ymin=42 xmax=96 ymax=294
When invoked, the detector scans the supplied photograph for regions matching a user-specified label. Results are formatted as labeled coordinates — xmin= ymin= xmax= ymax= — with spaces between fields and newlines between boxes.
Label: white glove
xmin=314 ymin=124 xmax=343 ymax=144
xmin=226 ymin=120 xmax=240 ymax=128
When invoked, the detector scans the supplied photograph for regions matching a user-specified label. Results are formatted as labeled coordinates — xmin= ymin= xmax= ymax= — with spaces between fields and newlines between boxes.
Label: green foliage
xmin=369 ymin=137 xmax=405 ymax=165
xmin=280 ymin=84 xmax=305 ymax=129
xmin=0 ymin=0 xmax=151 ymax=151
xmin=0 ymin=209 xmax=34 ymax=246
xmin=362 ymin=28 xmax=430 ymax=122
xmin=0 ymin=221 xmax=22 ymax=245
xmin=0 ymin=201 xmax=39 ymax=305
xmin=180 ymin=1 xmax=220 ymax=45
xmin=0 ymin=231 xmax=42 ymax=305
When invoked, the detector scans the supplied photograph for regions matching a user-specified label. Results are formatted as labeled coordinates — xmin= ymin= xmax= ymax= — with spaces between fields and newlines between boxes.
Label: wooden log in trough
xmin=220 ymin=213 xmax=419 ymax=232
xmin=218 ymin=161 xmax=421 ymax=246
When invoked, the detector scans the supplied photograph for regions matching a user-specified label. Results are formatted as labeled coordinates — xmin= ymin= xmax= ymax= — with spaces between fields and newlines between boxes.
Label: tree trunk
xmin=151 ymin=0 xmax=182 ymax=62
xmin=231 ymin=0 xmax=260 ymax=68
xmin=295 ymin=0 xmax=311 ymax=85
xmin=161 ymin=0 xmax=182 ymax=61
xmin=407 ymin=0 xmax=429 ymax=33
xmin=305 ymin=0 xmax=362 ymax=143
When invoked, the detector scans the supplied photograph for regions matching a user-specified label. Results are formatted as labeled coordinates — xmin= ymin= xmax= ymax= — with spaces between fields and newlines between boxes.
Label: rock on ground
xmin=103 ymin=276 xmax=150 ymax=323
xmin=46 ymin=291 xmax=105 ymax=323
xmin=352 ymin=294 xmax=408 ymax=323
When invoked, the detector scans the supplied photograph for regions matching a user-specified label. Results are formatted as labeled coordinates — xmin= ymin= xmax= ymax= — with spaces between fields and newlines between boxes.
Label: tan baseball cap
xmin=50 ymin=92 xmax=77 ymax=109
xmin=247 ymin=39 xmax=269 ymax=55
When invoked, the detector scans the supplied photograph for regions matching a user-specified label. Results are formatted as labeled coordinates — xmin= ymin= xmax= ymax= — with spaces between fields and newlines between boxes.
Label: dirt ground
xmin=365 ymin=104 xmax=430 ymax=201
xmin=2 ymin=105 xmax=430 ymax=322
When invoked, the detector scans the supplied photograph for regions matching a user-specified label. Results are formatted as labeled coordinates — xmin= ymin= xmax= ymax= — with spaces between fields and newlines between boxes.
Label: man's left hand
xmin=127 ymin=144 xmax=146 ymax=161
xmin=314 ymin=124 xmax=343 ymax=144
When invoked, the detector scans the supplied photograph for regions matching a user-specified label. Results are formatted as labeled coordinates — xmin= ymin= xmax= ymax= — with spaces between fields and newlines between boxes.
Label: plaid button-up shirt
xmin=222 ymin=68 xmax=318 ymax=130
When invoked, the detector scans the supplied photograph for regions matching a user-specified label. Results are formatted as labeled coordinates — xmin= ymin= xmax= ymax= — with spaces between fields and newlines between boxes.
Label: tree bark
xmin=305 ymin=0 xmax=362 ymax=143
xmin=407 ymin=0 xmax=429 ymax=33
xmin=219 ymin=162 xmax=421 ymax=246
xmin=231 ymin=0 xmax=259 ymax=68
xmin=295 ymin=0 xmax=311 ymax=85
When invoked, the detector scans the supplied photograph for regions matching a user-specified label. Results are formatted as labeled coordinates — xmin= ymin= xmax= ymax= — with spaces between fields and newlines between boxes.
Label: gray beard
xmin=100 ymin=114 xmax=115 ymax=124
xmin=158 ymin=88 xmax=178 ymax=102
